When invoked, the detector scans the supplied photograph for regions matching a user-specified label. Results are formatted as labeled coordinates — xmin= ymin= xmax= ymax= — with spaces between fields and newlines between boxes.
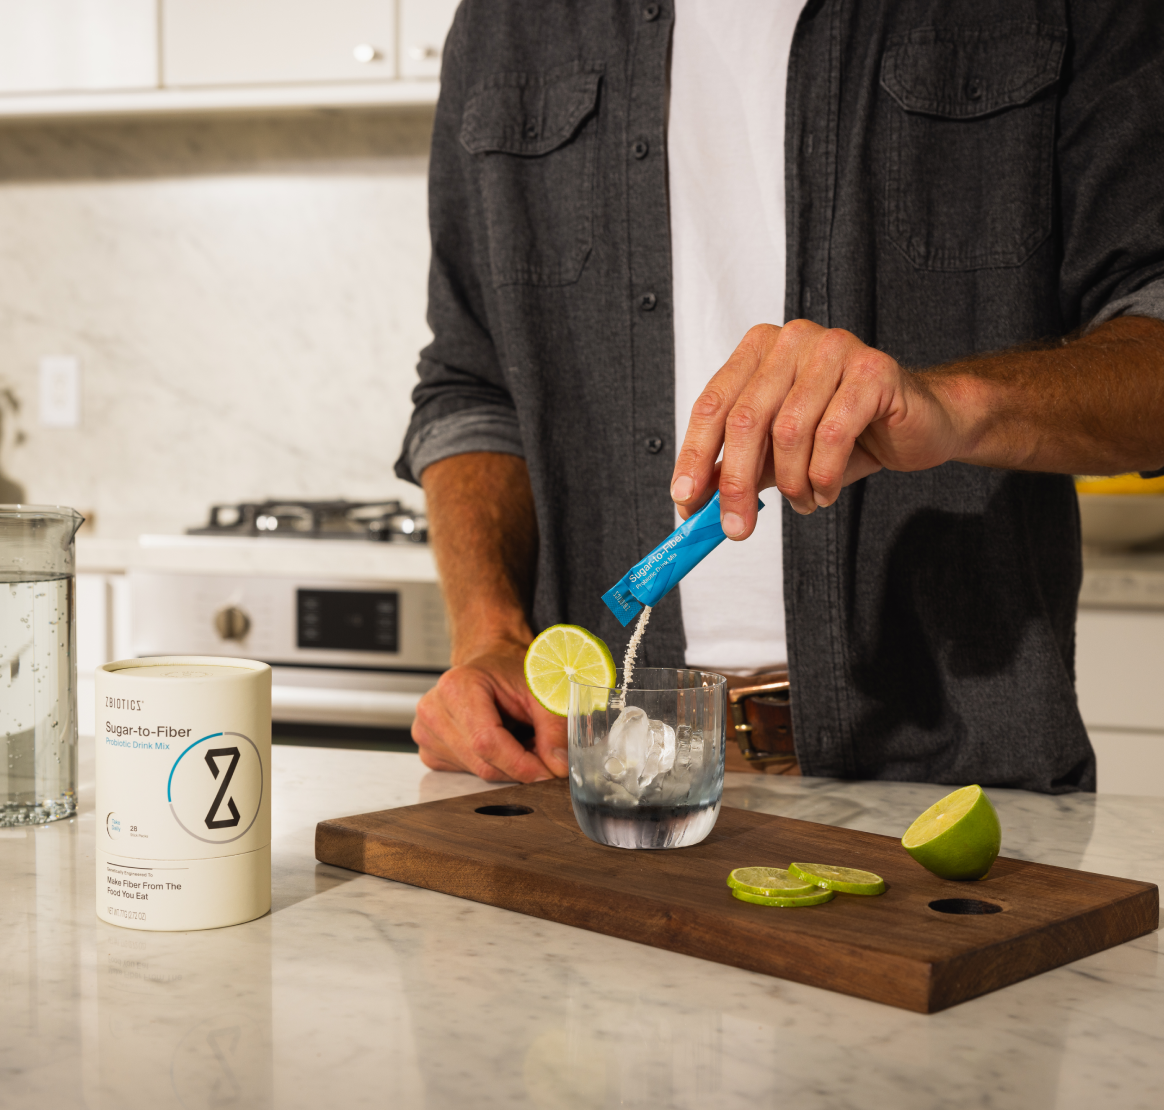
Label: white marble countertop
xmin=3 ymin=738 xmax=1162 ymax=1110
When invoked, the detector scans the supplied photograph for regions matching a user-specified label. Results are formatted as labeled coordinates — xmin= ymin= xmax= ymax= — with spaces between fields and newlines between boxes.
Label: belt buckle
xmin=729 ymin=672 xmax=794 ymax=768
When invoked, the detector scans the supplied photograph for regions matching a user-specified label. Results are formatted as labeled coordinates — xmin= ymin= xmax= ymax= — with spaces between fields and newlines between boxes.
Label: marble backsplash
xmin=0 ymin=109 xmax=435 ymax=536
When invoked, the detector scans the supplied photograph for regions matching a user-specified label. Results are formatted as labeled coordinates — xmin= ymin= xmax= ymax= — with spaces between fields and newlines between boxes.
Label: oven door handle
xmin=272 ymin=685 xmax=423 ymax=728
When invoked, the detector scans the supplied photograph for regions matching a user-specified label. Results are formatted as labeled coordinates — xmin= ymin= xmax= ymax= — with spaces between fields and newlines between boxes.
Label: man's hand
xmin=413 ymin=451 xmax=565 ymax=783
xmin=412 ymin=637 xmax=567 ymax=782
xmin=670 ymin=320 xmax=961 ymax=537
xmin=671 ymin=315 xmax=1164 ymax=536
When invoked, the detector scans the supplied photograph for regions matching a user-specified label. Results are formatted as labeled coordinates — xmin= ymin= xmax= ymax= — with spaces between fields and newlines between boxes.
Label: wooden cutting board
xmin=315 ymin=779 xmax=1158 ymax=1013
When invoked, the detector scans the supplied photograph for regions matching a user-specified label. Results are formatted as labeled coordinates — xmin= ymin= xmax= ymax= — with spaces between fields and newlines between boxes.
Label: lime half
xmin=788 ymin=862 xmax=885 ymax=895
xmin=731 ymin=887 xmax=835 ymax=908
xmin=901 ymin=784 xmax=1001 ymax=881
xmin=523 ymin=624 xmax=616 ymax=716
xmin=727 ymin=867 xmax=818 ymax=898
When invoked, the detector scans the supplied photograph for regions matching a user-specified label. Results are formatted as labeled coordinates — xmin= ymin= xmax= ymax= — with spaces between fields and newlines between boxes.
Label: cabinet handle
xmin=352 ymin=44 xmax=381 ymax=63
xmin=408 ymin=45 xmax=440 ymax=61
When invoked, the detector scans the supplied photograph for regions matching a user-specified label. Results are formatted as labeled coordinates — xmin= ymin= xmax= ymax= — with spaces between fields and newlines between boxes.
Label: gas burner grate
xmin=187 ymin=500 xmax=427 ymax=543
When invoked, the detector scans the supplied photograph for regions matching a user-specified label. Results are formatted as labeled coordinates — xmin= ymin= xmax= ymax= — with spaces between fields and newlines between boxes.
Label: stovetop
xmin=187 ymin=500 xmax=427 ymax=543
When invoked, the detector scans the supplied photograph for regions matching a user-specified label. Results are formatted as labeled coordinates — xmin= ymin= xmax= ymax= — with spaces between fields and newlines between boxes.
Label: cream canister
xmin=95 ymin=656 xmax=272 ymax=931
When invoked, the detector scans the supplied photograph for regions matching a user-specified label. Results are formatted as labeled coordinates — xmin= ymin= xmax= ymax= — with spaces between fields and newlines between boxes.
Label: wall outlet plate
xmin=39 ymin=355 xmax=80 ymax=427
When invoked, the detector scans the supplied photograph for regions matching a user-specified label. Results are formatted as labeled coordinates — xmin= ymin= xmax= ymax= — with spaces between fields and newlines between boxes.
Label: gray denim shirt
xmin=397 ymin=0 xmax=1164 ymax=793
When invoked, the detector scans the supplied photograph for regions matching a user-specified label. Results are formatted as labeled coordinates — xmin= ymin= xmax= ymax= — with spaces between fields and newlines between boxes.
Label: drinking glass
xmin=567 ymin=668 xmax=726 ymax=849
xmin=2 ymin=505 xmax=84 ymax=826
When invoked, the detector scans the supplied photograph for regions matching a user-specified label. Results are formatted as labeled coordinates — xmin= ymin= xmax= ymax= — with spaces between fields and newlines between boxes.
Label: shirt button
xmin=639 ymin=292 xmax=658 ymax=311
xmin=643 ymin=3 xmax=661 ymax=21
xmin=524 ymin=123 xmax=539 ymax=139
xmin=645 ymin=437 xmax=665 ymax=454
xmin=632 ymin=138 xmax=650 ymax=159
xmin=966 ymin=79 xmax=983 ymax=101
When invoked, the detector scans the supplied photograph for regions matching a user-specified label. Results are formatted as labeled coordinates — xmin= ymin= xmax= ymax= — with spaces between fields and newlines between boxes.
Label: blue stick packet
xmin=601 ymin=492 xmax=765 ymax=626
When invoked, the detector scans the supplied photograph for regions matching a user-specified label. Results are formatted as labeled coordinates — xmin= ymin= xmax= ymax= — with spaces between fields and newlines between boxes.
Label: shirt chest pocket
xmin=880 ymin=23 xmax=1066 ymax=272
xmin=461 ymin=63 xmax=603 ymax=288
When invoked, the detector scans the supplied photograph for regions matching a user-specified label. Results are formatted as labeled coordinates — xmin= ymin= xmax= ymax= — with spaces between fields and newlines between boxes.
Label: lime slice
xmin=731 ymin=887 xmax=835 ymax=908
xmin=788 ymin=862 xmax=885 ymax=895
xmin=523 ymin=624 xmax=617 ymax=716
xmin=901 ymin=784 xmax=1001 ymax=881
xmin=727 ymin=867 xmax=818 ymax=897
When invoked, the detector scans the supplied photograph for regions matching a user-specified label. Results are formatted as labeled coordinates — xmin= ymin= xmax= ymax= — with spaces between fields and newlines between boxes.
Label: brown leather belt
xmin=723 ymin=672 xmax=799 ymax=775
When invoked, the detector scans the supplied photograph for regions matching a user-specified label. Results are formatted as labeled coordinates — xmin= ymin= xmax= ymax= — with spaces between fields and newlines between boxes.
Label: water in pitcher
xmin=1 ymin=574 xmax=77 ymax=826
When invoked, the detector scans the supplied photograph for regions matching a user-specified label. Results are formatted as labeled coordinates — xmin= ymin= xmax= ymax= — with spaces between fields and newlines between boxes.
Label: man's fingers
xmin=717 ymin=390 xmax=776 ymax=539
xmin=840 ymin=440 xmax=884 ymax=488
xmin=672 ymin=324 xmax=783 ymax=515
xmin=804 ymin=352 xmax=902 ymax=507
xmin=718 ymin=321 xmax=825 ymax=532
xmin=412 ymin=691 xmax=499 ymax=779
xmin=415 ymin=742 xmax=467 ymax=774
xmin=414 ymin=671 xmax=554 ymax=783
xmin=769 ymin=328 xmax=866 ymax=513
xmin=463 ymin=720 xmax=555 ymax=782
xmin=412 ymin=714 xmax=482 ymax=775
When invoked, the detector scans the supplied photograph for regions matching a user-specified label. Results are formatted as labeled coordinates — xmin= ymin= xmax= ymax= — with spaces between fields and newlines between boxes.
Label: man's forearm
xmin=421 ymin=452 xmax=538 ymax=664
xmin=923 ymin=315 xmax=1164 ymax=476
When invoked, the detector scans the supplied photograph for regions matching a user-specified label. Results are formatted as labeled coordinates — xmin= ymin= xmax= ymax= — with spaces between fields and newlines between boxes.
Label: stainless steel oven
xmin=128 ymin=502 xmax=449 ymax=730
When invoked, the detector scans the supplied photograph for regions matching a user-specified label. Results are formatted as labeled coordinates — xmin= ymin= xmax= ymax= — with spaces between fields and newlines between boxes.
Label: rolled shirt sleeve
xmin=1086 ymin=274 xmax=1164 ymax=332
xmin=401 ymin=403 xmax=525 ymax=481
xmin=1060 ymin=5 xmax=1164 ymax=331
xmin=393 ymin=8 xmax=520 ymax=486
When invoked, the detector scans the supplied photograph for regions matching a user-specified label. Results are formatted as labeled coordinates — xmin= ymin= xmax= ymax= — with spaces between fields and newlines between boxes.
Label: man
xmin=396 ymin=1 xmax=1164 ymax=792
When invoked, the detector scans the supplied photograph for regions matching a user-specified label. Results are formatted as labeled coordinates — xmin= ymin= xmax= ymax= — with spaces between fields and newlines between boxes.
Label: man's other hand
xmin=412 ymin=637 xmax=568 ymax=782
xmin=669 ymin=320 xmax=960 ymax=536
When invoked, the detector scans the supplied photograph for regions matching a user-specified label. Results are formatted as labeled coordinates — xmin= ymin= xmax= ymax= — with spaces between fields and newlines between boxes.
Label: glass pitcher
xmin=2 ymin=505 xmax=84 ymax=826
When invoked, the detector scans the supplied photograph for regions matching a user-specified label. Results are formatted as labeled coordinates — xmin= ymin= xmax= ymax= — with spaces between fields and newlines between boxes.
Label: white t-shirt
xmin=669 ymin=0 xmax=804 ymax=673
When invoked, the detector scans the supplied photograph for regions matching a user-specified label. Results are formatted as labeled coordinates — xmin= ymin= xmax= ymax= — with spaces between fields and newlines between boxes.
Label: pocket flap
xmin=461 ymin=63 xmax=603 ymax=156
xmin=881 ymin=22 xmax=1066 ymax=119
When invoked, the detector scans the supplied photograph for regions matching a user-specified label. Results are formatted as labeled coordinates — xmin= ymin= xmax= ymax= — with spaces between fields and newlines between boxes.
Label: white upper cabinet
xmin=162 ymin=0 xmax=397 ymax=87
xmin=0 ymin=0 xmax=460 ymax=115
xmin=0 ymin=0 xmax=158 ymax=95
xmin=399 ymin=0 xmax=459 ymax=80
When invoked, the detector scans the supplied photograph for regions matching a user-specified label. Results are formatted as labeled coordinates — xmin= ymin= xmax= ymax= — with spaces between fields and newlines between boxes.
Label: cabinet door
xmin=162 ymin=0 xmax=396 ymax=88
xmin=399 ymin=0 xmax=459 ymax=79
xmin=1076 ymin=609 xmax=1164 ymax=731
xmin=0 ymin=0 xmax=158 ymax=95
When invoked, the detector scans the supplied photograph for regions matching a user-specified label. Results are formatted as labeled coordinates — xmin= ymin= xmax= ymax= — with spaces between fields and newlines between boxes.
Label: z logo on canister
xmin=168 ymin=732 xmax=264 ymax=844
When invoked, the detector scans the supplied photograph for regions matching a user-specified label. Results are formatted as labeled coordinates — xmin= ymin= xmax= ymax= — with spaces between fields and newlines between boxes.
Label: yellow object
xmin=1075 ymin=473 xmax=1164 ymax=495
xmin=523 ymin=624 xmax=617 ymax=716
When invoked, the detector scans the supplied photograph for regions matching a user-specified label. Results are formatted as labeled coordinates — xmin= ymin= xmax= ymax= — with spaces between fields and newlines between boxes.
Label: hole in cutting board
xmin=475 ymin=804 xmax=534 ymax=817
xmin=929 ymin=898 xmax=1002 ymax=915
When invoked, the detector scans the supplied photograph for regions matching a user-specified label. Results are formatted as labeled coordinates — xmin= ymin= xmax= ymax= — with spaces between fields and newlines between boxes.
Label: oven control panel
xmin=129 ymin=573 xmax=448 ymax=670
xmin=296 ymin=589 xmax=399 ymax=653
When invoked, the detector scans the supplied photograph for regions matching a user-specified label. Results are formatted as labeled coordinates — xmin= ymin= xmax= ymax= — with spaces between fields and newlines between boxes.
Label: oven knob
xmin=214 ymin=606 xmax=251 ymax=641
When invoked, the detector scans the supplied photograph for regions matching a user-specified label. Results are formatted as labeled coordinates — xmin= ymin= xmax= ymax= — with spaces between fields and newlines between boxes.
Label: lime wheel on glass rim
xmin=523 ymin=624 xmax=617 ymax=716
